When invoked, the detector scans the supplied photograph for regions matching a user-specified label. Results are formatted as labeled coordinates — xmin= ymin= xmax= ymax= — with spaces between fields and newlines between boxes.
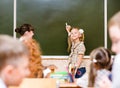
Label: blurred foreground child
xmin=0 ymin=35 xmax=30 ymax=88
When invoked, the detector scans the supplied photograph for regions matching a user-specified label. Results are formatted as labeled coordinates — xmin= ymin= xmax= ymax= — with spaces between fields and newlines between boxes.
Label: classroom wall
xmin=42 ymin=57 xmax=91 ymax=73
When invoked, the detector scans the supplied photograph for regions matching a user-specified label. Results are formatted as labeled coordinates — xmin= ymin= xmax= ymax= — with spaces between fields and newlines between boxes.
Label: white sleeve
xmin=112 ymin=54 xmax=120 ymax=88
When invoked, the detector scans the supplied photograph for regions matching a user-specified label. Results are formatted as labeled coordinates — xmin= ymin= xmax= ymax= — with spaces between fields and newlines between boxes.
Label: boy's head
xmin=0 ymin=35 xmax=30 ymax=86
xmin=108 ymin=11 xmax=120 ymax=54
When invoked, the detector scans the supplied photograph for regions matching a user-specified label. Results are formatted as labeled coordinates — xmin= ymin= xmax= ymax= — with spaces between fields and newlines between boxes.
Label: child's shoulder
xmin=79 ymin=41 xmax=85 ymax=45
xmin=78 ymin=42 xmax=86 ymax=49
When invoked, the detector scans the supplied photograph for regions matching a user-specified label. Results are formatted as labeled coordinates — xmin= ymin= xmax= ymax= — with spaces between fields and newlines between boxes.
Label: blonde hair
xmin=108 ymin=11 xmax=120 ymax=29
xmin=23 ymin=39 xmax=43 ymax=78
xmin=67 ymin=27 xmax=85 ymax=52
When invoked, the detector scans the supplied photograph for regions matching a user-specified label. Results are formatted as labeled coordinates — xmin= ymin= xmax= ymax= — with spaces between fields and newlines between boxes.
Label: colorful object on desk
xmin=50 ymin=71 xmax=73 ymax=83
xmin=68 ymin=62 xmax=76 ymax=74
xmin=68 ymin=73 xmax=74 ymax=83
xmin=67 ymin=62 xmax=75 ymax=82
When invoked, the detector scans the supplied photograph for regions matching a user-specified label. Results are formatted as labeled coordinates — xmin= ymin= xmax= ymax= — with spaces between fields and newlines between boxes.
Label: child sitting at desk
xmin=0 ymin=35 xmax=30 ymax=88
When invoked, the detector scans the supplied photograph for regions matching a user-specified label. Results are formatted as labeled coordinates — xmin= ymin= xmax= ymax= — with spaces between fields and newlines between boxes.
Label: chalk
xmin=65 ymin=22 xmax=68 ymax=26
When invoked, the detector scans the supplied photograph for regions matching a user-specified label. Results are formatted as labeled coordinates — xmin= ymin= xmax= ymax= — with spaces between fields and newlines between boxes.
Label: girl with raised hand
xmin=66 ymin=23 xmax=86 ymax=74
xmin=65 ymin=24 xmax=88 ymax=87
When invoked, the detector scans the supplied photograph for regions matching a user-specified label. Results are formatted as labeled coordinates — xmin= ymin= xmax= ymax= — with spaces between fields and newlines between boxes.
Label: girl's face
xmin=70 ymin=28 xmax=81 ymax=41
xmin=24 ymin=31 xmax=34 ymax=39
xmin=109 ymin=25 xmax=120 ymax=54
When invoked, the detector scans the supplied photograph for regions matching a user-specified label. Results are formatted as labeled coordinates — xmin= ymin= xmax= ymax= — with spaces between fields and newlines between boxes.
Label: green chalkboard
xmin=0 ymin=0 xmax=120 ymax=55
xmin=17 ymin=0 xmax=104 ymax=55
xmin=0 ymin=0 xmax=13 ymax=35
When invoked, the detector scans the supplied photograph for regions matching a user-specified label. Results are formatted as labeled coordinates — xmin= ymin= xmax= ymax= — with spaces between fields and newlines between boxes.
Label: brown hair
xmin=15 ymin=24 xmax=34 ymax=36
xmin=23 ymin=38 xmax=43 ymax=78
xmin=88 ymin=47 xmax=111 ymax=87
xmin=0 ymin=35 xmax=28 ymax=70
xmin=16 ymin=23 xmax=43 ymax=78
xmin=108 ymin=11 xmax=120 ymax=29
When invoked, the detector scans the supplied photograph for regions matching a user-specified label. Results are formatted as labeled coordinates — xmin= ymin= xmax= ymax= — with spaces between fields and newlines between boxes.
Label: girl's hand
xmin=65 ymin=24 xmax=71 ymax=34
